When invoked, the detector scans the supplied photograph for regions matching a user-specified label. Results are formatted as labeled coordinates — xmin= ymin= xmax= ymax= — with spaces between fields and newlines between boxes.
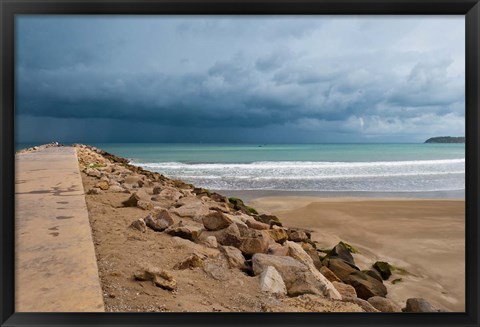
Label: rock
xmin=245 ymin=219 xmax=270 ymax=230
xmin=124 ymin=175 xmax=143 ymax=185
xmin=301 ymin=242 xmax=323 ymax=271
xmin=326 ymin=242 xmax=355 ymax=266
xmin=144 ymin=209 xmax=174 ymax=232
xmin=343 ymin=271 xmax=387 ymax=300
xmin=226 ymin=214 xmax=250 ymax=235
xmin=256 ymin=214 xmax=282 ymax=227
xmin=85 ymin=168 xmax=101 ymax=178
xmin=326 ymin=258 xmax=359 ymax=281
xmin=286 ymin=229 xmax=309 ymax=242
xmin=364 ymin=269 xmax=383 ymax=282
xmin=130 ymin=218 xmax=147 ymax=233
xmin=267 ymin=243 xmax=289 ymax=256
xmin=332 ymin=281 xmax=357 ymax=298
xmin=134 ymin=267 xmax=177 ymax=291
xmin=165 ymin=226 xmax=200 ymax=242
xmin=173 ymin=253 xmax=204 ymax=270
xmin=404 ymin=298 xmax=437 ymax=312
xmin=259 ymin=266 xmax=287 ymax=295
xmin=205 ymin=200 xmax=231 ymax=213
xmin=159 ymin=187 xmax=183 ymax=201
xmin=203 ymin=236 xmax=218 ymax=248
xmin=252 ymin=253 xmax=313 ymax=296
xmin=343 ymin=297 xmax=380 ymax=312
xmin=152 ymin=186 xmax=162 ymax=194
xmin=284 ymin=241 xmax=342 ymax=300
xmin=220 ymin=246 xmax=247 ymax=270
xmin=122 ymin=193 xmax=141 ymax=207
xmin=202 ymin=211 xmax=233 ymax=231
xmin=109 ymin=185 xmax=127 ymax=193
xmin=372 ymin=261 xmax=393 ymax=280
xmin=171 ymin=237 xmax=220 ymax=258
xmin=199 ymin=223 xmax=242 ymax=247
xmin=203 ymin=259 xmax=229 ymax=281
xmin=171 ymin=199 xmax=210 ymax=221
xmin=87 ymin=187 xmax=102 ymax=195
xmin=137 ymin=200 xmax=154 ymax=211
xmin=95 ymin=180 xmax=109 ymax=190
xmin=239 ymin=234 xmax=270 ymax=256
xmin=367 ymin=296 xmax=402 ymax=312
xmin=319 ymin=266 xmax=341 ymax=283
xmin=265 ymin=228 xmax=288 ymax=243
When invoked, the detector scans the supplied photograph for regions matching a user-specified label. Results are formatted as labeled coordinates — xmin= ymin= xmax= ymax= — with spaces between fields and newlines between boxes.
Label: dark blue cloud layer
xmin=16 ymin=16 xmax=465 ymax=143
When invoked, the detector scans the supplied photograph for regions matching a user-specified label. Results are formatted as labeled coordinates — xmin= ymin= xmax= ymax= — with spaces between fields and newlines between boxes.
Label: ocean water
xmin=86 ymin=143 xmax=465 ymax=193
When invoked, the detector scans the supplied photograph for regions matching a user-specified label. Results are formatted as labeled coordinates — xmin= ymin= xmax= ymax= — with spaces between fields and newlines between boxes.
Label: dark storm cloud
xmin=16 ymin=16 xmax=465 ymax=143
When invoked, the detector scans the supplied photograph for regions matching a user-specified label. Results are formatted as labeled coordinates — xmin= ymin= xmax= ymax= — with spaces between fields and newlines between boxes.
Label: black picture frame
xmin=1 ymin=0 xmax=479 ymax=326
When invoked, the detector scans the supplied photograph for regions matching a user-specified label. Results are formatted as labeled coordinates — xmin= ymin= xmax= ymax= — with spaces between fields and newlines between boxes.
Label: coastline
xmin=248 ymin=195 xmax=465 ymax=312
xmin=218 ymin=189 xmax=464 ymax=202
xmin=15 ymin=144 xmax=464 ymax=313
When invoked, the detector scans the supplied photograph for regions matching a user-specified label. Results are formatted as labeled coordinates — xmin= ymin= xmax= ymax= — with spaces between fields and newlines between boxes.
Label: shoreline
xmin=218 ymin=189 xmax=465 ymax=202
xmin=249 ymin=195 xmax=465 ymax=312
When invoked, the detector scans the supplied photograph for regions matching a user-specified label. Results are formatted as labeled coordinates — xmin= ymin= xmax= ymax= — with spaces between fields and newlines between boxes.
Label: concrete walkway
xmin=15 ymin=147 xmax=105 ymax=312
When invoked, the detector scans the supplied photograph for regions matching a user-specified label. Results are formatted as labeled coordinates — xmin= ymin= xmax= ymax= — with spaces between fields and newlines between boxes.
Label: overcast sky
xmin=16 ymin=15 xmax=465 ymax=144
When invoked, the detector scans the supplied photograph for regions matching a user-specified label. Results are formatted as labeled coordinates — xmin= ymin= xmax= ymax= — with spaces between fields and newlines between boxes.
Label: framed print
xmin=1 ymin=0 xmax=479 ymax=326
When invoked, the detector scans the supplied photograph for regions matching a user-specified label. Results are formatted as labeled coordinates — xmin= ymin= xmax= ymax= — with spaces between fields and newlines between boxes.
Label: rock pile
xmin=75 ymin=144 xmax=443 ymax=312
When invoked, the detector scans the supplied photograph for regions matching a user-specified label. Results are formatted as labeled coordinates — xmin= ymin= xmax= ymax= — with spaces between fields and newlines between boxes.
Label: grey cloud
xmin=16 ymin=15 xmax=465 ymax=143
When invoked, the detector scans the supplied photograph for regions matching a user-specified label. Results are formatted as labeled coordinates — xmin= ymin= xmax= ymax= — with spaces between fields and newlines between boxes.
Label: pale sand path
xmin=250 ymin=196 xmax=465 ymax=312
xmin=15 ymin=147 xmax=104 ymax=312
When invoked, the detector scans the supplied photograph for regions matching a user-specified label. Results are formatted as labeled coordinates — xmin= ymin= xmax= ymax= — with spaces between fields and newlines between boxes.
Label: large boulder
xmin=202 ymin=211 xmax=233 ymax=231
xmin=301 ymin=242 xmax=323 ymax=270
xmin=171 ymin=198 xmax=210 ymax=221
xmin=372 ymin=261 xmax=393 ymax=280
xmin=245 ymin=219 xmax=270 ymax=230
xmin=259 ymin=266 xmax=287 ymax=295
xmin=367 ymin=296 xmax=402 ymax=312
xmin=343 ymin=271 xmax=387 ymax=300
xmin=158 ymin=187 xmax=183 ymax=201
xmin=285 ymin=241 xmax=342 ymax=300
xmin=199 ymin=223 xmax=242 ymax=247
xmin=286 ymin=229 xmax=309 ymax=242
xmin=265 ymin=228 xmax=288 ymax=243
xmin=165 ymin=225 xmax=201 ymax=242
xmin=343 ymin=297 xmax=380 ymax=312
xmin=332 ymin=281 xmax=357 ymax=299
xmin=326 ymin=258 xmax=359 ymax=281
xmin=267 ymin=243 xmax=289 ymax=256
xmin=319 ymin=266 xmax=341 ymax=283
xmin=256 ymin=214 xmax=282 ymax=227
xmin=220 ymin=246 xmax=247 ymax=270
xmin=252 ymin=253 xmax=314 ymax=297
xmin=364 ymin=269 xmax=383 ymax=282
xmin=144 ymin=209 xmax=174 ymax=232
xmin=326 ymin=242 xmax=356 ymax=266
xmin=239 ymin=233 xmax=271 ymax=256
xmin=404 ymin=298 xmax=437 ymax=312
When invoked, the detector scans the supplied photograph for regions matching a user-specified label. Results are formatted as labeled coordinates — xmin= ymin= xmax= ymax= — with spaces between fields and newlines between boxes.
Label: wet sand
xmin=249 ymin=196 xmax=465 ymax=312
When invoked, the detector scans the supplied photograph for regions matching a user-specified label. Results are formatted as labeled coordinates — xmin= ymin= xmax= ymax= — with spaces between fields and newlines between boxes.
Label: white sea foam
xmin=132 ymin=159 xmax=465 ymax=192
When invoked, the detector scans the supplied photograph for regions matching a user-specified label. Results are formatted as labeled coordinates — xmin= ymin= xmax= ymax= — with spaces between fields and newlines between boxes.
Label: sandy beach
xmin=249 ymin=196 xmax=465 ymax=312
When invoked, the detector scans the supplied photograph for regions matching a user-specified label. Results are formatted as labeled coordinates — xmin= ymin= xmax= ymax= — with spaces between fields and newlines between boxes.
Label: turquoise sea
xmin=17 ymin=143 xmax=465 ymax=193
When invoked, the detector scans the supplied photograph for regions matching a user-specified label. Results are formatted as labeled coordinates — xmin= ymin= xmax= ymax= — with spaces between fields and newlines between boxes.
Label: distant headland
xmin=424 ymin=136 xmax=465 ymax=144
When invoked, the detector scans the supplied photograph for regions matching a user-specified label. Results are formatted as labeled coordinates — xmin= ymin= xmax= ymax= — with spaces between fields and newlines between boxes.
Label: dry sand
xmin=249 ymin=196 xmax=465 ymax=312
